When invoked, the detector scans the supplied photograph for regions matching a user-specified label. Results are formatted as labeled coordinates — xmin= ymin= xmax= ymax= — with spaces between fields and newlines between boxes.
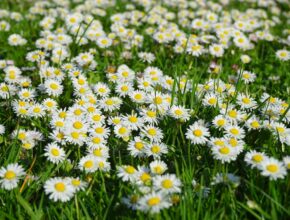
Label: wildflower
xmin=44 ymin=177 xmax=75 ymax=202
xmin=0 ymin=163 xmax=25 ymax=190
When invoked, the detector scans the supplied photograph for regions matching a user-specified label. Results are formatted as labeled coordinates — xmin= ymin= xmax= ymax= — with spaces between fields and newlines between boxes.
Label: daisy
xmin=145 ymin=142 xmax=168 ymax=158
xmin=153 ymin=174 xmax=182 ymax=194
xmin=246 ymin=117 xmax=263 ymax=130
xmin=88 ymin=146 xmax=109 ymax=159
xmin=97 ymin=37 xmax=112 ymax=48
xmin=240 ymin=70 xmax=256 ymax=84
xmin=99 ymin=97 xmax=122 ymax=112
xmin=276 ymin=49 xmax=290 ymax=61
xmin=0 ymin=163 xmax=25 ymax=190
xmin=117 ymin=165 xmax=137 ymax=182
xmin=122 ymin=195 xmax=139 ymax=210
xmin=67 ymin=177 xmax=87 ymax=192
xmin=29 ymin=103 xmax=46 ymax=118
xmin=259 ymin=158 xmax=287 ymax=180
xmin=78 ymin=155 xmax=98 ymax=173
xmin=44 ymin=143 xmax=66 ymax=164
xmin=209 ymin=44 xmax=224 ymax=57
xmin=185 ymin=122 xmax=210 ymax=145
xmin=135 ymin=166 xmax=152 ymax=186
xmin=212 ymin=115 xmax=228 ymax=129
xmin=91 ymin=125 xmax=110 ymax=138
xmin=225 ymin=125 xmax=245 ymax=139
xmin=140 ymin=108 xmax=159 ymax=124
xmin=240 ymin=54 xmax=251 ymax=64
xmin=211 ymin=145 xmax=238 ymax=163
xmin=137 ymin=192 xmax=171 ymax=213
xmin=138 ymin=52 xmax=156 ymax=63
xmin=141 ymin=125 xmax=163 ymax=142
xmin=222 ymin=107 xmax=243 ymax=122
xmin=128 ymin=137 xmax=146 ymax=157
xmin=114 ymin=124 xmax=131 ymax=140
xmin=187 ymin=44 xmax=204 ymax=56
xmin=233 ymin=36 xmax=250 ymax=49
xmin=115 ymin=82 xmax=134 ymax=97
xmin=93 ymin=82 xmax=111 ymax=97
xmin=244 ymin=150 xmax=269 ymax=168
xmin=202 ymin=93 xmax=221 ymax=107
xmin=168 ymin=105 xmax=190 ymax=122
xmin=237 ymin=93 xmax=257 ymax=109
xmin=150 ymin=160 xmax=168 ymax=175
xmin=129 ymin=90 xmax=146 ymax=104
xmin=44 ymin=177 xmax=75 ymax=202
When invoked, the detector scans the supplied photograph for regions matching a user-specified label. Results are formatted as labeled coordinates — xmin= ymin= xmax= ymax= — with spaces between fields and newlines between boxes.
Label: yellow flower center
xmin=84 ymin=160 xmax=93 ymax=168
xmin=51 ymin=148 xmax=60 ymax=156
xmin=71 ymin=179 xmax=80 ymax=186
xmin=4 ymin=170 xmax=16 ymax=180
xmin=105 ymin=99 xmax=114 ymax=106
xmin=162 ymin=179 xmax=173 ymax=189
xmin=50 ymin=83 xmax=58 ymax=90
xmin=140 ymin=172 xmax=151 ymax=182
xmin=71 ymin=131 xmax=79 ymax=139
xmin=252 ymin=154 xmax=263 ymax=163
xmin=125 ymin=166 xmax=135 ymax=174
xmin=74 ymin=109 xmax=82 ymax=116
xmin=217 ymin=119 xmax=225 ymax=126
xmin=147 ymin=128 xmax=157 ymax=136
xmin=93 ymin=148 xmax=102 ymax=156
xmin=266 ymin=164 xmax=278 ymax=173
xmin=228 ymin=138 xmax=238 ymax=147
xmin=129 ymin=116 xmax=137 ymax=123
xmin=193 ymin=129 xmax=203 ymax=137
xmin=208 ymin=98 xmax=217 ymax=105
xmin=147 ymin=111 xmax=156 ymax=118
xmin=230 ymin=128 xmax=239 ymax=135
xmin=73 ymin=121 xmax=83 ymax=129
xmin=147 ymin=197 xmax=161 ymax=206
xmin=95 ymin=127 xmax=104 ymax=134
xmin=242 ymin=97 xmax=251 ymax=104
xmin=174 ymin=109 xmax=183 ymax=116
xmin=134 ymin=94 xmax=142 ymax=100
xmin=33 ymin=107 xmax=41 ymax=113
xmin=154 ymin=96 xmax=163 ymax=105
xmin=219 ymin=147 xmax=230 ymax=155
xmin=251 ymin=121 xmax=260 ymax=128
xmin=135 ymin=142 xmax=144 ymax=150
xmin=228 ymin=110 xmax=237 ymax=118
xmin=151 ymin=145 xmax=160 ymax=154
xmin=119 ymin=127 xmax=127 ymax=135
xmin=92 ymin=137 xmax=101 ymax=144
xmin=55 ymin=182 xmax=66 ymax=192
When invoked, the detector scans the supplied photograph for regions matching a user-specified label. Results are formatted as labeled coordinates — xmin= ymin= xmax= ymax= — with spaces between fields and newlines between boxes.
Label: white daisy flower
xmin=0 ymin=163 xmax=25 ymax=190
xmin=168 ymin=105 xmax=190 ymax=122
xmin=78 ymin=155 xmax=98 ymax=173
xmin=44 ymin=177 xmax=75 ymax=202
xmin=259 ymin=158 xmax=287 ymax=180
xmin=44 ymin=143 xmax=66 ymax=164
xmin=244 ymin=150 xmax=269 ymax=168
xmin=137 ymin=192 xmax=171 ymax=213
xmin=117 ymin=165 xmax=137 ymax=182
xmin=153 ymin=174 xmax=182 ymax=193
xmin=44 ymin=79 xmax=63 ymax=97
xmin=186 ymin=122 xmax=210 ymax=145
xmin=150 ymin=160 xmax=168 ymax=175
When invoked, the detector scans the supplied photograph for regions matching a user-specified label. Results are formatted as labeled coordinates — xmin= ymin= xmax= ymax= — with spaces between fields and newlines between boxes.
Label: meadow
xmin=0 ymin=0 xmax=289 ymax=219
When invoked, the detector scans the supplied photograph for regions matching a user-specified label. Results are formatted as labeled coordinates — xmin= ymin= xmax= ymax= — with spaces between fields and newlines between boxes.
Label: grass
xmin=0 ymin=0 xmax=289 ymax=219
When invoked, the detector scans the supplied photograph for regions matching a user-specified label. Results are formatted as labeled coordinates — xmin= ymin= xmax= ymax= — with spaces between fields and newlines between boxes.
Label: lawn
xmin=0 ymin=0 xmax=289 ymax=219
